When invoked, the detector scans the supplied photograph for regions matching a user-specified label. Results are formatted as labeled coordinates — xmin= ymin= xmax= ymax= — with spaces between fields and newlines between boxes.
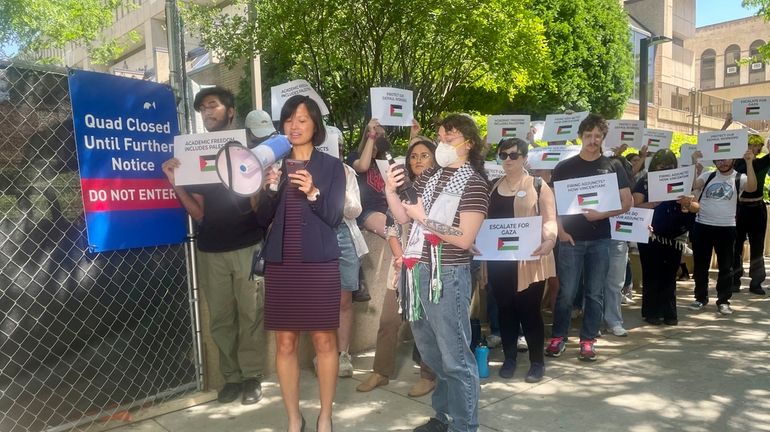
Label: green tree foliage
xmin=502 ymin=0 xmax=634 ymax=119
xmin=0 ymin=0 xmax=127 ymax=64
xmin=183 ymin=0 xmax=550 ymax=147
xmin=742 ymin=0 xmax=770 ymax=61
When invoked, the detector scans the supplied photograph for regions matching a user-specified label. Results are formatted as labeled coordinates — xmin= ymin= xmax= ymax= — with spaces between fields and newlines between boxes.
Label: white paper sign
xmin=531 ymin=121 xmax=545 ymax=141
xmin=527 ymin=145 xmax=582 ymax=170
xmin=374 ymin=157 xmax=406 ymax=183
xmin=270 ymin=79 xmax=330 ymax=121
xmin=474 ymin=216 xmax=542 ymax=261
xmin=606 ymin=120 xmax=645 ymax=149
xmin=173 ymin=129 xmax=248 ymax=186
xmin=541 ymin=112 xmax=589 ymax=142
xmin=732 ymin=96 xmax=770 ymax=121
xmin=698 ymin=129 xmax=748 ymax=161
xmin=370 ymin=87 xmax=413 ymax=127
xmin=485 ymin=161 xmax=506 ymax=180
xmin=486 ymin=115 xmax=531 ymax=144
xmin=610 ymin=207 xmax=654 ymax=243
xmin=317 ymin=126 xmax=341 ymax=159
xmin=648 ymin=166 xmax=695 ymax=202
xmin=553 ymin=173 xmax=621 ymax=215
xmin=642 ymin=128 xmax=673 ymax=152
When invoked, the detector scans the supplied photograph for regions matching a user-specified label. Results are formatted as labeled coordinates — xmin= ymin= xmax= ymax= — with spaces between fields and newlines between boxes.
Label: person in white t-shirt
xmin=689 ymin=150 xmax=756 ymax=315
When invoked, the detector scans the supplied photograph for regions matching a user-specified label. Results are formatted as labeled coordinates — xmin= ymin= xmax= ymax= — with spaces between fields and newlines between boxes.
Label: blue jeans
xmin=553 ymin=239 xmax=609 ymax=340
xmin=412 ymin=263 xmax=479 ymax=432
xmin=605 ymin=240 xmax=627 ymax=329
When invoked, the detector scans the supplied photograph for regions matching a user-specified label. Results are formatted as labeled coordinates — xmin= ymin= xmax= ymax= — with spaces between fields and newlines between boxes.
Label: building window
xmin=724 ymin=44 xmax=741 ymax=87
xmin=750 ymin=40 xmax=766 ymax=84
xmin=701 ymin=49 xmax=716 ymax=90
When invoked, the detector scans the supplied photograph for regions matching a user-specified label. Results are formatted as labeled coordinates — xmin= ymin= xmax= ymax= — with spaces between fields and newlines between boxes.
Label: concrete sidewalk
xmin=99 ymin=277 xmax=770 ymax=432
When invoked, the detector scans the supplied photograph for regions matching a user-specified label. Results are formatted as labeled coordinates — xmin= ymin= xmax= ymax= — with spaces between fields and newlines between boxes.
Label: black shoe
xmin=241 ymin=379 xmax=263 ymax=405
xmin=663 ymin=318 xmax=678 ymax=326
xmin=749 ymin=286 xmax=766 ymax=295
xmin=414 ymin=417 xmax=448 ymax=432
xmin=498 ymin=358 xmax=516 ymax=379
xmin=525 ymin=362 xmax=545 ymax=383
xmin=644 ymin=317 xmax=664 ymax=326
xmin=217 ymin=382 xmax=241 ymax=403
xmin=352 ymin=286 xmax=370 ymax=302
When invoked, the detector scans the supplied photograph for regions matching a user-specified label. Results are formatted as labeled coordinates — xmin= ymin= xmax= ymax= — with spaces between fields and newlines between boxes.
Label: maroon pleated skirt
xmin=264 ymin=187 xmax=340 ymax=331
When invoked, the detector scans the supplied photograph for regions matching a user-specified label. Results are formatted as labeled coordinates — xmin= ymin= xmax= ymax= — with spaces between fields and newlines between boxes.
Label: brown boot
xmin=356 ymin=372 xmax=389 ymax=392
xmin=407 ymin=378 xmax=436 ymax=397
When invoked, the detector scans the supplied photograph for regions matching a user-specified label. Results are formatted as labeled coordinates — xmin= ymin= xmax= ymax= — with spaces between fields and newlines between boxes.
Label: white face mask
xmin=435 ymin=141 xmax=461 ymax=167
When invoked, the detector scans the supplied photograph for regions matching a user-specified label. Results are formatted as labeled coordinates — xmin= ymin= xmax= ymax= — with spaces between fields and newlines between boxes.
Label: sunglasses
xmin=498 ymin=152 xmax=522 ymax=160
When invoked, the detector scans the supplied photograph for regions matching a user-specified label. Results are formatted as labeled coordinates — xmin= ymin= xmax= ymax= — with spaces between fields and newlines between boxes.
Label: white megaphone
xmin=215 ymin=110 xmax=292 ymax=196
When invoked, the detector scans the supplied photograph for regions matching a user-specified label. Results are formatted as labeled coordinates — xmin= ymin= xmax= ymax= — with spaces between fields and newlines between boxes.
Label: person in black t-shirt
xmin=733 ymin=134 xmax=769 ymax=295
xmin=161 ymin=86 xmax=266 ymax=406
xmin=545 ymin=113 xmax=632 ymax=362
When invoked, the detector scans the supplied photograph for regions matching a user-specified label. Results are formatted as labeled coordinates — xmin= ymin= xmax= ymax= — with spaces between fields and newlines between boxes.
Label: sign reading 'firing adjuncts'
xmin=697 ymin=129 xmax=748 ymax=161
xmin=553 ymin=173 xmax=621 ymax=215
xmin=541 ymin=112 xmax=589 ymax=142
xmin=647 ymin=165 xmax=695 ymax=202
xmin=609 ymin=207 xmax=654 ymax=244
xmin=474 ymin=216 xmax=543 ymax=261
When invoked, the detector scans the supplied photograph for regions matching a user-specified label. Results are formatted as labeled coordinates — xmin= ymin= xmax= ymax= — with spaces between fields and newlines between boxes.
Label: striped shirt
xmin=414 ymin=166 xmax=490 ymax=264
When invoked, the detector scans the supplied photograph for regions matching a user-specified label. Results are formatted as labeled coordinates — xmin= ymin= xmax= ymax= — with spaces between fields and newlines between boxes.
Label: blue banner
xmin=69 ymin=70 xmax=186 ymax=252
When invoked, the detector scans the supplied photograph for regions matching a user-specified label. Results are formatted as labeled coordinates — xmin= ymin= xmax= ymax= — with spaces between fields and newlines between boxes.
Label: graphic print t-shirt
xmin=695 ymin=170 xmax=747 ymax=227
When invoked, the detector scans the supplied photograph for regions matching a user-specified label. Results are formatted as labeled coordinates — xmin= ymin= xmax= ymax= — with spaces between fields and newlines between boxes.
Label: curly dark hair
xmin=439 ymin=114 xmax=488 ymax=180
xmin=577 ymin=113 xmax=608 ymax=138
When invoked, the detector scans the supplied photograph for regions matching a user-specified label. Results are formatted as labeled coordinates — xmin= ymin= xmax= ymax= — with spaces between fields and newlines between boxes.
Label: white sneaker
xmin=486 ymin=334 xmax=502 ymax=348
xmin=516 ymin=335 xmax=528 ymax=352
xmin=610 ymin=325 xmax=628 ymax=337
xmin=688 ymin=301 xmax=705 ymax=311
xmin=717 ymin=304 xmax=734 ymax=315
xmin=622 ymin=294 xmax=636 ymax=305
xmin=338 ymin=352 xmax=353 ymax=377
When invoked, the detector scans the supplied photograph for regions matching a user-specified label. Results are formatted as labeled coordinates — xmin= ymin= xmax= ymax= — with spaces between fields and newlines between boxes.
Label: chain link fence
xmin=0 ymin=54 xmax=198 ymax=431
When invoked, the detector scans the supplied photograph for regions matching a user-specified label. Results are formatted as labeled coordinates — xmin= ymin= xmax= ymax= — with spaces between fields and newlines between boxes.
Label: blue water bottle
xmin=475 ymin=342 xmax=490 ymax=378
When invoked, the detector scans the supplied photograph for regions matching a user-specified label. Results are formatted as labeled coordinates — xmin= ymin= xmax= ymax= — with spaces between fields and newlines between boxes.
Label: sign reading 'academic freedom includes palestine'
xmin=486 ymin=115 xmax=530 ymax=143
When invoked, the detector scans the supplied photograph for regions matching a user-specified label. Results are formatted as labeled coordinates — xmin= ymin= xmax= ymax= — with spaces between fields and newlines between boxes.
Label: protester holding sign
xmin=385 ymin=114 xmax=489 ymax=432
xmin=256 ymin=95 xmax=345 ymax=432
xmin=546 ymin=113 xmax=632 ymax=362
xmin=357 ymin=136 xmax=438 ymax=398
xmin=486 ymin=138 xmax=556 ymax=383
xmin=633 ymin=150 xmax=699 ymax=325
xmin=688 ymin=145 xmax=756 ymax=316
xmin=733 ymin=134 xmax=770 ymax=295
xmin=161 ymin=86 xmax=267 ymax=406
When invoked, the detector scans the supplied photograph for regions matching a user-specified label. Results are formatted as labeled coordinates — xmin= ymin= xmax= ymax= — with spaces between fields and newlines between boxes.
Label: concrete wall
xmin=200 ymin=230 xmax=394 ymax=390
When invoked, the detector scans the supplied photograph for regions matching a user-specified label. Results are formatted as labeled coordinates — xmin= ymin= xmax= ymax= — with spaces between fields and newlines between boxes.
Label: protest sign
xmin=731 ymin=96 xmax=770 ymax=121
xmin=173 ymin=129 xmax=249 ymax=186
xmin=485 ymin=161 xmax=506 ymax=180
xmin=648 ymin=166 xmax=695 ymax=202
xmin=474 ymin=216 xmax=542 ymax=261
xmin=486 ymin=115 xmax=531 ymax=143
xmin=317 ymin=126 xmax=341 ymax=159
xmin=69 ymin=70 xmax=185 ymax=252
xmin=541 ymin=112 xmax=589 ymax=142
xmin=553 ymin=173 xmax=621 ymax=215
xmin=371 ymin=87 xmax=413 ymax=127
xmin=527 ymin=145 xmax=582 ymax=170
xmin=610 ymin=207 xmax=654 ymax=243
xmin=270 ymin=79 xmax=330 ymax=120
xmin=698 ymin=129 xmax=748 ymax=161
xmin=606 ymin=120 xmax=645 ymax=150
xmin=642 ymin=128 xmax=673 ymax=152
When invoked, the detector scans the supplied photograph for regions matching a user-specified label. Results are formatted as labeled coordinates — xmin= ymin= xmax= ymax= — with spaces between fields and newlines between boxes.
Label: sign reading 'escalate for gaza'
xmin=69 ymin=69 xmax=185 ymax=253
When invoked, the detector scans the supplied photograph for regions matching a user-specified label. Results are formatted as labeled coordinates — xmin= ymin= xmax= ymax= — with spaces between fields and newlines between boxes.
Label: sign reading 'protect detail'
xmin=69 ymin=69 xmax=185 ymax=252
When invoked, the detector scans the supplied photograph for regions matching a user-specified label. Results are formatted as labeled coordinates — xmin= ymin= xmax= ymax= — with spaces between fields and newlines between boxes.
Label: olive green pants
xmin=197 ymin=245 xmax=266 ymax=383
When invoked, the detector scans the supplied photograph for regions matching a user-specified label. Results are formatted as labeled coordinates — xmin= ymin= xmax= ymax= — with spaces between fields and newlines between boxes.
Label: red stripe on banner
xmin=81 ymin=178 xmax=182 ymax=212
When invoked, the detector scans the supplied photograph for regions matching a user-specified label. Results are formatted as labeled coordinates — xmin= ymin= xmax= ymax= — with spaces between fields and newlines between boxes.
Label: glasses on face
xmin=498 ymin=151 xmax=522 ymax=160
xmin=409 ymin=153 xmax=432 ymax=162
